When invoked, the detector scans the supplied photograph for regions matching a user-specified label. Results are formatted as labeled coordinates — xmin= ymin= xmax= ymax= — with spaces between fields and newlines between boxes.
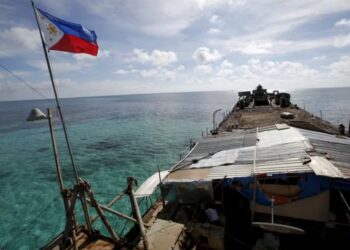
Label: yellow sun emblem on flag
xmin=47 ymin=23 xmax=58 ymax=36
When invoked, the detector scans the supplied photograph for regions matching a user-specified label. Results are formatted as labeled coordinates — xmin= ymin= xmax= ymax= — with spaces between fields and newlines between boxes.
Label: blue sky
xmin=0 ymin=0 xmax=350 ymax=100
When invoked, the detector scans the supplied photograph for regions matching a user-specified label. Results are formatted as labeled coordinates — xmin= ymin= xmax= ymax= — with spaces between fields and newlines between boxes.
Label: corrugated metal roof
xmin=173 ymin=129 xmax=256 ymax=171
xmin=299 ymin=128 xmax=350 ymax=177
xmin=166 ymin=125 xmax=350 ymax=182
xmin=207 ymin=160 xmax=312 ymax=180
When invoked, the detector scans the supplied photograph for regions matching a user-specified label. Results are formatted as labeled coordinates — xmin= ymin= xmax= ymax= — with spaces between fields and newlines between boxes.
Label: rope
xmin=0 ymin=63 xmax=48 ymax=99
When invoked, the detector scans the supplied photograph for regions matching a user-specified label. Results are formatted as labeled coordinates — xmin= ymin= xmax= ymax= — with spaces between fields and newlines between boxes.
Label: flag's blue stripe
xmin=37 ymin=8 xmax=97 ymax=44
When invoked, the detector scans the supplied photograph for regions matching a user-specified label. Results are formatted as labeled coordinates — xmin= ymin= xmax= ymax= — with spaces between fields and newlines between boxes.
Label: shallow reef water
xmin=0 ymin=89 xmax=349 ymax=249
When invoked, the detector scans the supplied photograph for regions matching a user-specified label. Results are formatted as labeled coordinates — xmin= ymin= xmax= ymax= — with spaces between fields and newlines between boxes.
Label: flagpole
xmin=31 ymin=1 xmax=79 ymax=183
xmin=32 ymin=1 xmax=96 ymax=239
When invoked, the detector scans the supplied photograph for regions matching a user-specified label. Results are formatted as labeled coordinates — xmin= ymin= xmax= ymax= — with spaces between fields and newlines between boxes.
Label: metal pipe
xmin=251 ymin=127 xmax=259 ymax=221
xmin=47 ymin=108 xmax=65 ymax=195
xmin=157 ymin=165 xmax=166 ymax=207
xmin=32 ymin=0 xmax=79 ymax=183
xmin=212 ymin=109 xmax=222 ymax=133
xmin=32 ymin=2 xmax=93 ymax=238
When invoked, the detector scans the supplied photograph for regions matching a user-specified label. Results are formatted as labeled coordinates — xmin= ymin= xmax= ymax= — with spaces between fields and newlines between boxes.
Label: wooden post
xmin=127 ymin=177 xmax=149 ymax=250
xmin=84 ymin=181 xmax=120 ymax=243
xmin=62 ymin=187 xmax=79 ymax=250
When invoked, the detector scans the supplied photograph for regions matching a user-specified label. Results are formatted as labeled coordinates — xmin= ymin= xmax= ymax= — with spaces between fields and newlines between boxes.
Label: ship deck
xmin=218 ymin=104 xmax=339 ymax=134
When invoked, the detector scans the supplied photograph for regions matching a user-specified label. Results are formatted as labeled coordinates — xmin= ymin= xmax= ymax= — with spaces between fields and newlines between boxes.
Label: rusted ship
xmin=39 ymin=85 xmax=350 ymax=250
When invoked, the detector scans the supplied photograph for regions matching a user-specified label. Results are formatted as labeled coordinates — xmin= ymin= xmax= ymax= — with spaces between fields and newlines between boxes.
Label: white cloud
xmin=73 ymin=49 xmax=111 ymax=61
xmin=140 ymin=68 xmax=176 ymax=80
xmin=335 ymin=18 xmax=350 ymax=28
xmin=245 ymin=59 xmax=318 ymax=78
xmin=195 ymin=0 xmax=227 ymax=10
xmin=140 ymin=69 xmax=158 ymax=77
xmin=210 ymin=15 xmax=221 ymax=24
xmin=312 ymin=55 xmax=327 ymax=61
xmin=206 ymin=58 xmax=320 ymax=87
xmin=177 ymin=65 xmax=185 ymax=71
xmin=234 ymin=41 xmax=273 ymax=55
xmin=129 ymin=49 xmax=178 ymax=67
xmin=30 ymin=59 xmax=94 ymax=73
xmin=82 ymin=0 xmax=228 ymax=36
xmin=328 ymin=55 xmax=350 ymax=78
xmin=114 ymin=69 xmax=138 ymax=75
xmin=220 ymin=60 xmax=234 ymax=69
xmin=333 ymin=33 xmax=350 ymax=48
xmin=0 ymin=27 xmax=40 ymax=57
xmin=194 ymin=64 xmax=213 ymax=73
xmin=193 ymin=47 xmax=222 ymax=64
xmin=216 ymin=37 xmax=333 ymax=55
xmin=207 ymin=28 xmax=220 ymax=35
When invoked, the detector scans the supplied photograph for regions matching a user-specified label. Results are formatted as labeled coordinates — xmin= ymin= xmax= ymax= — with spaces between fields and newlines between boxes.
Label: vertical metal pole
xmin=157 ymin=166 xmax=166 ymax=207
xmin=320 ymin=110 xmax=323 ymax=120
xmin=127 ymin=177 xmax=149 ymax=250
xmin=213 ymin=112 xmax=216 ymax=132
xmin=80 ymin=190 xmax=93 ymax=235
xmin=212 ymin=109 xmax=222 ymax=133
xmin=47 ymin=108 xmax=65 ymax=194
xmin=251 ymin=127 xmax=259 ymax=221
xmin=348 ymin=119 xmax=350 ymax=137
xmin=303 ymin=103 xmax=306 ymax=111
xmin=271 ymin=196 xmax=274 ymax=224
xmin=32 ymin=2 xmax=93 ymax=239
xmin=32 ymin=1 xmax=79 ymax=183
xmin=48 ymin=108 xmax=78 ymax=249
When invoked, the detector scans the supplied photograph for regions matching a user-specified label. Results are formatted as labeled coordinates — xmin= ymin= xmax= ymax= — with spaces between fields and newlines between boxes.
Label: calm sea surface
xmin=0 ymin=88 xmax=349 ymax=249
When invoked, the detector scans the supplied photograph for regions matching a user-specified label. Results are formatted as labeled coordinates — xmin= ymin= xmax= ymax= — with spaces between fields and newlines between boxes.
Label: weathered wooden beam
xmin=86 ymin=198 xmax=137 ymax=223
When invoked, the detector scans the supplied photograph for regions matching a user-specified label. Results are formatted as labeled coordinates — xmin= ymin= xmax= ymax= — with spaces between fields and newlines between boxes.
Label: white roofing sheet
xmin=257 ymin=127 xmax=308 ymax=148
xmin=135 ymin=171 xmax=169 ymax=197
xmin=189 ymin=148 xmax=240 ymax=168
xmin=308 ymin=156 xmax=344 ymax=178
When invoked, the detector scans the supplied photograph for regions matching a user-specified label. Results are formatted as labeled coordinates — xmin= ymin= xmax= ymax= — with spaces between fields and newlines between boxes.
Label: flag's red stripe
xmin=50 ymin=34 xmax=98 ymax=56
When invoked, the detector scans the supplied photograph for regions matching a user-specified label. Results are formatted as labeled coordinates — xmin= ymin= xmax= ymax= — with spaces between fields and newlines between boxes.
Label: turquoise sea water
xmin=0 ymin=89 xmax=349 ymax=249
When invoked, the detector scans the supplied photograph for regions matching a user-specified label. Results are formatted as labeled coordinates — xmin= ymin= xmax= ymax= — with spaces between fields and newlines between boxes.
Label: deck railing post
xmin=127 ymin=177 xmax=149 ymax=250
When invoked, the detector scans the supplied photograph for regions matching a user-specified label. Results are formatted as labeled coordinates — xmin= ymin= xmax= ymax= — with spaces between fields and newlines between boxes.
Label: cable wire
xmin=0 ymin=63 xmax=48 ymax=99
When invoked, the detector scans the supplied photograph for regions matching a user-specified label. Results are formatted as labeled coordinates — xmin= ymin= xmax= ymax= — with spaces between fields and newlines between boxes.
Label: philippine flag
xmin=35 ymin=8 xmax=99 ymax=56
